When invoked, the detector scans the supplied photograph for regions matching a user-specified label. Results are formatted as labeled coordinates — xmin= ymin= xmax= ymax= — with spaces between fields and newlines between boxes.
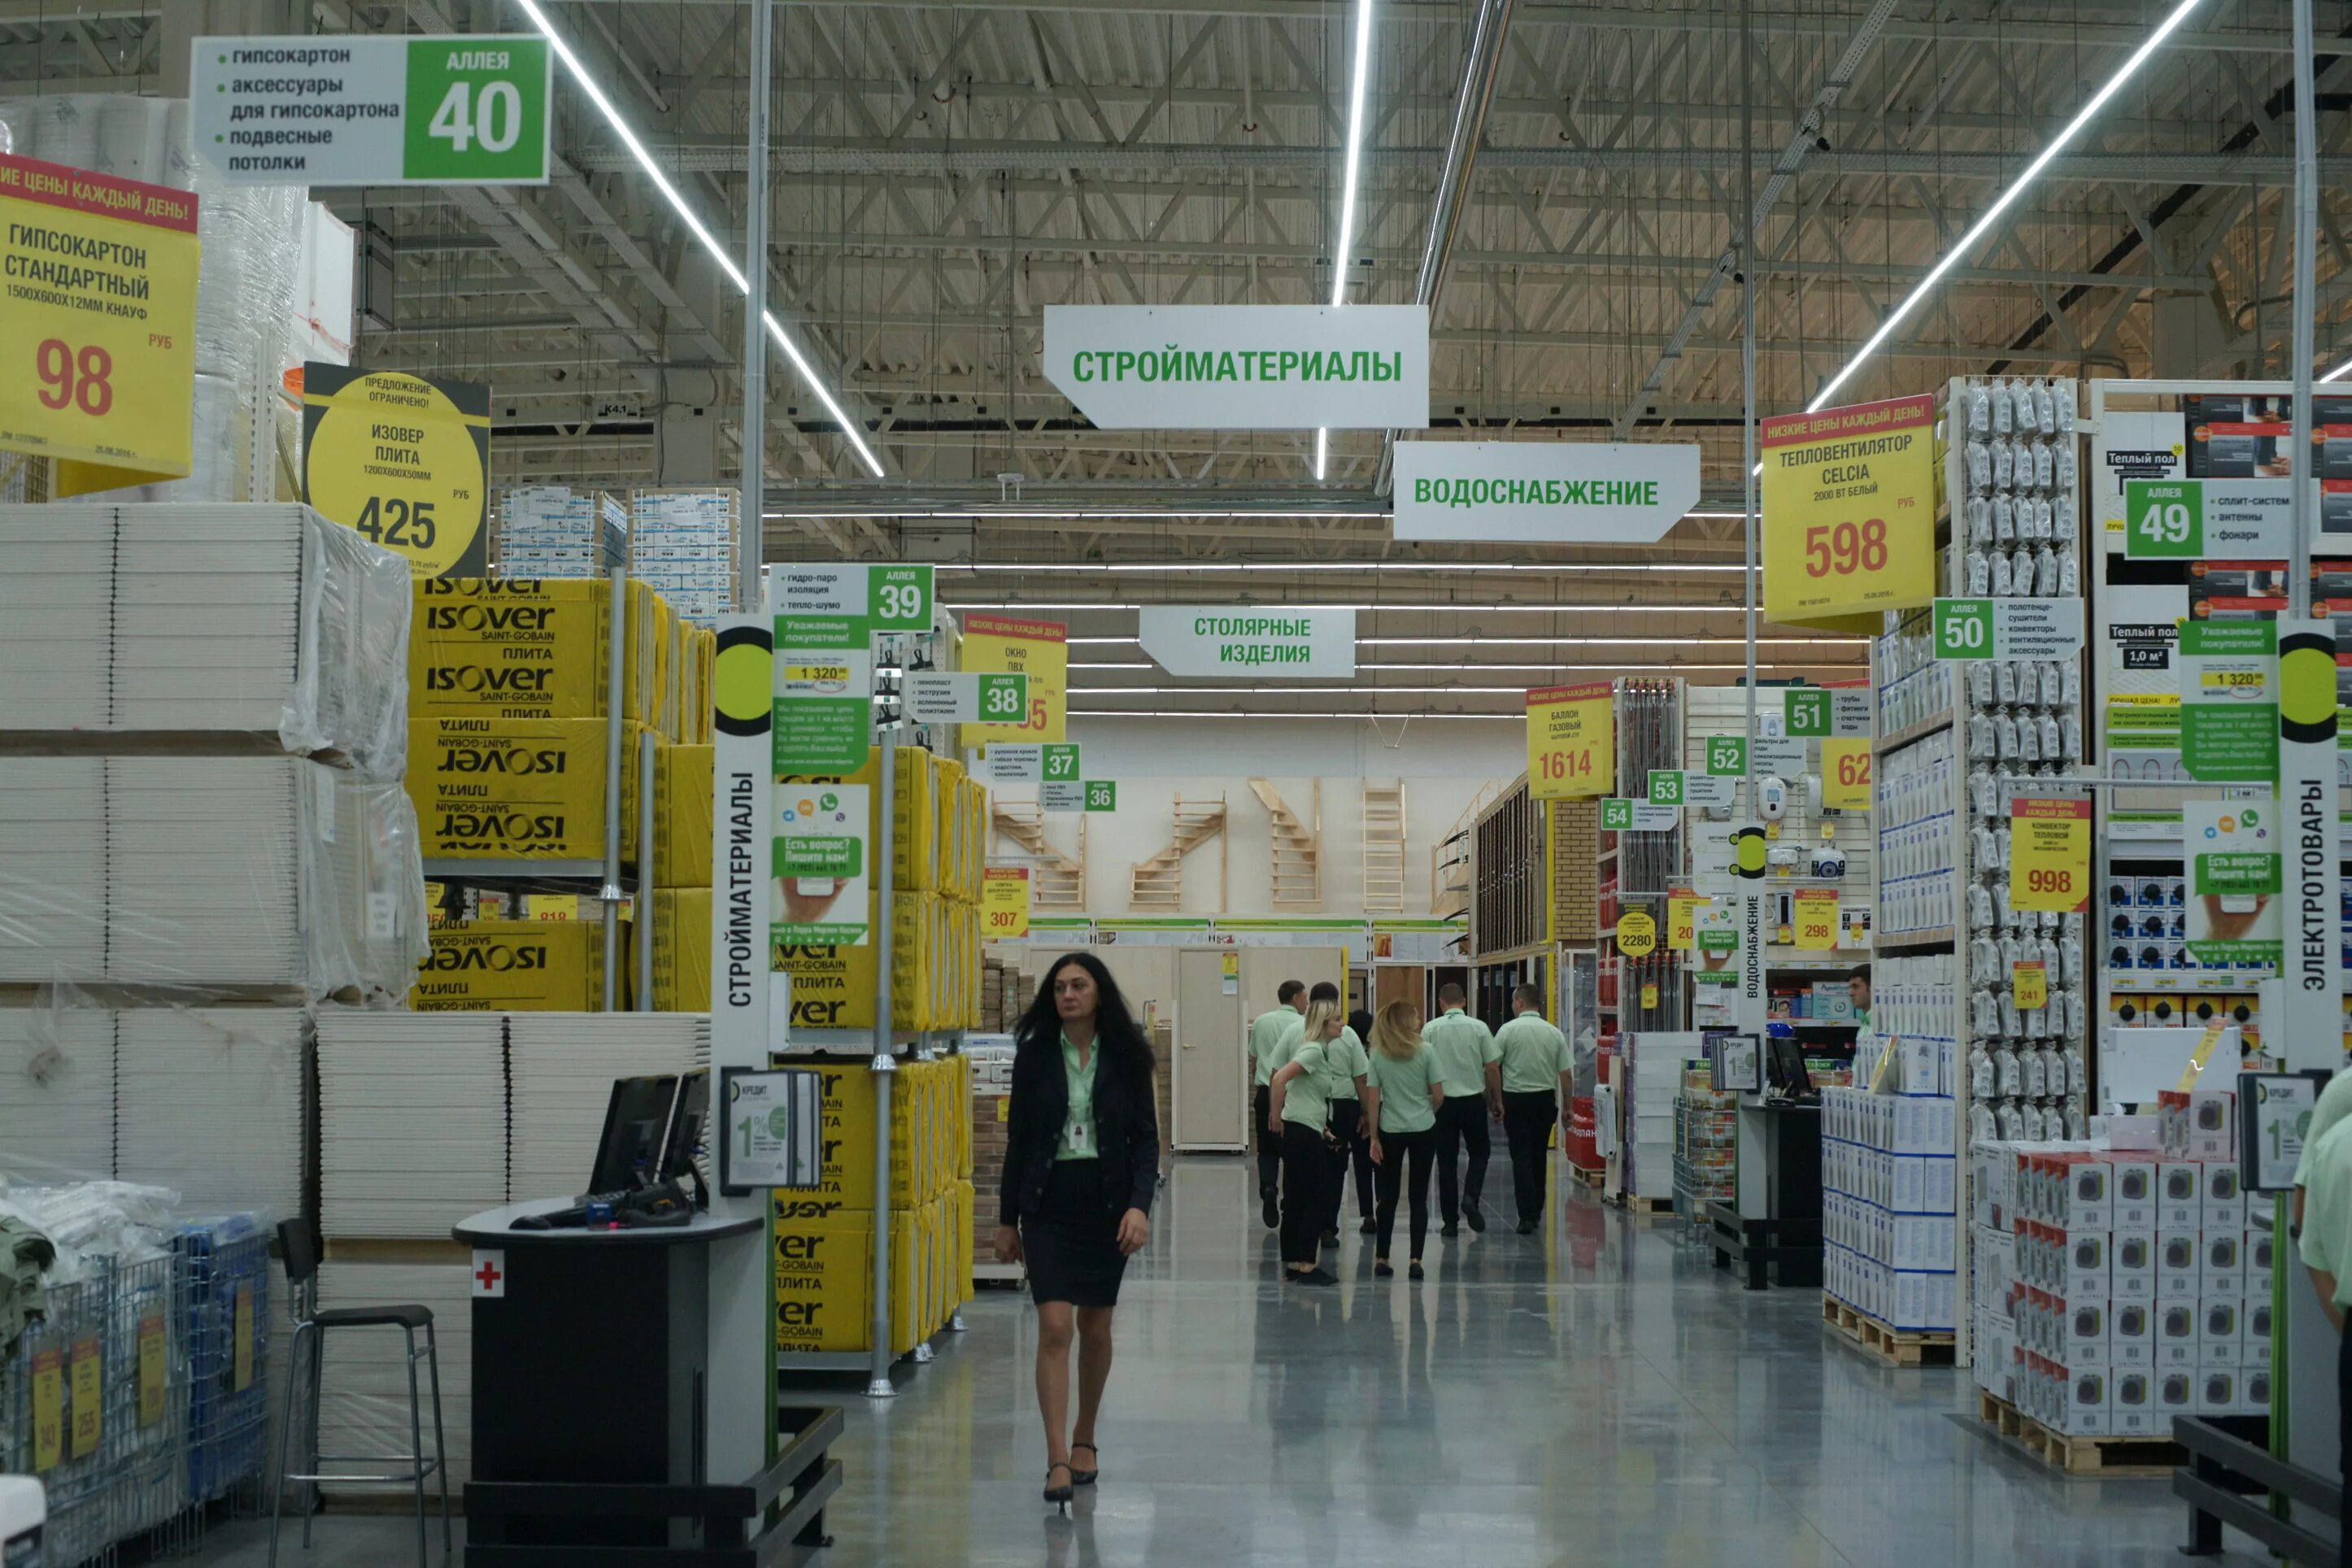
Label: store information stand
xmin=453 ymin=612 xmax=841 ymax=1564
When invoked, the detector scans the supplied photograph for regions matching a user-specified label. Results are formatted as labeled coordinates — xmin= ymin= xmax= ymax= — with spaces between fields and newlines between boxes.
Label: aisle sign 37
xmin=0 ymin=154 xmax=199 ymax=494
xmin=1761 ymin=394 xmax=1937 ymax=633
xmin=1527 ymin=682 xmax=1614 ymax=800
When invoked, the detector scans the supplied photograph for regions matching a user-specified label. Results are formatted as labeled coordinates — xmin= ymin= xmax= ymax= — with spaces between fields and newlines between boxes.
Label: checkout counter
xmin=1705 ymin=1030 xmax=1825 ymax=1289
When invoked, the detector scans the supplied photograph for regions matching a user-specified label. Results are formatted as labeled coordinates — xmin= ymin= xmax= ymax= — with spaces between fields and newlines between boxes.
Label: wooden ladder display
xmin=991 ymin=799 xmax=1087 ymax=909
xmin=1130 ymin=793 xmax=1226 ymax=910
xmin=1360 ymin=778 xmax=1406 ymax=915
xmin=1246 ymin=778 xmax=1322 ymax=911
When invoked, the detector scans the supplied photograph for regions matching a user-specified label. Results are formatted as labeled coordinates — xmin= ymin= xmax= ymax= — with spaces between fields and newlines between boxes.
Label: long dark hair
xmin=1015 ymin=951 xmax=1156 ymax=1082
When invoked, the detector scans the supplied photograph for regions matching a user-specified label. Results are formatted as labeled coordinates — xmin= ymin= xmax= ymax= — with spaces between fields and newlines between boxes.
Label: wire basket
xmin=178 ymin=1215 xmax=272 ymax=1506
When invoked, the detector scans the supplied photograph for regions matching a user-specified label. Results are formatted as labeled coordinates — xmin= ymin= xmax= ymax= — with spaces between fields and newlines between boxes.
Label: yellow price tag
xmin=69 ymin=1334 xmax=100 ymax=1459
xmin=1761 ymin=395 xmax=1939 ymax=633
xmin=784 ymin=664 xmax=852 ymax=683
xmin=233 ymin=1282 xmax=255 ymax=1392
xmin=2010 ymin=797 xmax=2093 ymax=912
xmin=981 ymin=865 xmax=1031 ymax=939
xmin=530 ymin=894 xmax=581 ymax=921
xmin=2012 ymin=961 xmax=2048 ymax=1010
xmin=1617 ymin=909 xmax=1657 ymax=957
xmin=1794 ymin=887 xmax=1839 ymax=950
xmin=303 ymin=365 xmax=491 ymax=577
xmin=30 ymin=1345 xmax=62 ymax=1471
xmin=1667 ymin=888 xmax=1701 ymax=951
xmin=965 ymin=615 xmax=1068 ymax=744
xmin=1527 ymin=682 xmax=1614 ymax=800
xmin=1640 ymin=982 xmax=1659 ymax=1009
xmin=1821 ymin=738 xmax=1873 ymax=811
xmin=2176 ymin=1026 xmax=2228 ymax=1093
xmin=0 ymin=156 xmax=202 ymax=493
xmin=137 ymin=1312 xmax=167 ymax=1426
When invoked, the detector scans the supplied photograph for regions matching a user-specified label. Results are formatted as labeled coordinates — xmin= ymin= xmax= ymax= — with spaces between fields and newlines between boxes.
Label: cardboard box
xmin=408 ymin=717 xmax=647 ymax=862
xmin=2113 ymin=1159 xmax=2158 ymax=1228
xmin=2111 ymin=1368 xmax=2160 ymax=1435
xmin=773 ymin=1212 xmax=872 ymax=1352
xmin=2113 ymin=1229 xmax=2158 ymax=1299
xmin=2200 ymin=1296 xmax=2242 ymax=1366
xmin=656 ymin=743 xmax=712 ymax=888
xmin=2155 ymin=1296 xmax=2201 ymax=1368
xmin=651 ymin=889 xmax=711 ymax=1011
xmin=2154 ymin=1368 xmax=2198 ymax=1419
xmin=2158 ymin=1161 xmax=2202 ymax=1229
xmin=2111 ymin=1300 xmax=2154 ymax=1365
xmin=2158 ymin=1231 xmax=2203 ymax=1299
xmin=410 ymin=919 xmax=605 ymax=1010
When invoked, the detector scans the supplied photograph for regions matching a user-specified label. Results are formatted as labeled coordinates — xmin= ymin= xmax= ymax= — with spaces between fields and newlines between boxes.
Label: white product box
xmin=2204 ymin=1163 xmax=2246 ymax=1227
xmin=2200 ymin=1296 xmax=2242 ymax=1367
xmin=2243 ymin=1300 xmax=2273 ymax=1368
xmin=2059 ymin=1365 xmax=2112 ymax=1436
xmin=2202 ymin=1232 xmax=2242 ymax=1287
xmin=2112 ymin=1228 xmax=2157 ymax=1299
xmin=2063 ymin=1231 xmax=2110 ymax=1298
xmin=2157 ymin=1231 xmax=2203 ymax=1299
xmin=2241 ymin=1364 xmax=2272 ymax=1413
xmin=2158 ymin=1161 xmax=2202 ymax=1230
xmin=2110 ymin=1367 xmax=2161 ymax=1435
xmin=2113 ymin=1159 xmax=2159 ymax=1228
xmin=2198 ymin=1366 xmax=2240 ymax=1412
xmin=2062 ymin=1156 xmax=2112 ymax=1231
xmin=2111 ymin=1299 xmax=2155 ymax=1365
xmin=2155 ymin=1296 xmax=2201 ymax=1368
xmin=2058 ymin=1295 xmax=2110 ymax=1362
xmin=2185 ymin=1091 xmax=2235 ymax=1162
xmin=1892 ymin=1155 xmax=1957 ymax=1214
xmin=2155 ymin=1367 xmax=2200 ymax=1418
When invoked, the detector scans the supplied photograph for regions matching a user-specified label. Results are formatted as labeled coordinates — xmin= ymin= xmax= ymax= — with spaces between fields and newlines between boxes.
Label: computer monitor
xmin=656 ymin=1070 xmax=708 ymax=1183
xmin=1764 ymin=1033 xmax=1814 ymax=1099
xmin=590 ymin=1074 xmax=698 ymax=1195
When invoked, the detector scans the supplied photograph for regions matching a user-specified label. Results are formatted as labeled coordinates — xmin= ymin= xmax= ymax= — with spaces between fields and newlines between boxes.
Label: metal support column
xmin=2290 ymin=0 xmax=2318 ymax=615
xmin=601 ymin=566 xmax=628 ymax=1011
xmin=741 ymin=0 xmax=771 ymax=612
xmin=637 ymin=728 xmax=657 ymax=1011
xmin=867 ymin=727 xmax=901 ymax=1397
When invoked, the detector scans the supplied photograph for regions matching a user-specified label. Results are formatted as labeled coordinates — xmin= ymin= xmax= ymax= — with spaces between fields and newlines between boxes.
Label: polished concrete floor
xmin=188 ymin=1148 xmax=2268 ymax=1567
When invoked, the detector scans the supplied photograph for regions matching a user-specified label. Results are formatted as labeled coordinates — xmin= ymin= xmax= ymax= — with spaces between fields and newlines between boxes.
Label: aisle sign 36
xmin=1761 ymin=394 xmax=1937 ymax=633
xmin=0 ymin=154 xmax=199 ymax=494
xmin=1526 ymin=682 xmax=1613 ymax=800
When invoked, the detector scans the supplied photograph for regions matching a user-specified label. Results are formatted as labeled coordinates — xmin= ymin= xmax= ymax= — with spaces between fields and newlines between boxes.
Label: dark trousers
xmin=1325 ymin=1099 xmax=1374 ymax=1230
xmin=1279 ymin=1121 xmax=1327 ymax=1266
xmin=1435 ymin=1094 xmax=1491 ymax=1223
xmin=1372 ymin=1126 xmax=1436 ymax=1261
xmin=1502 ymin=1090 xmax=1558 ymax=1225
xmin=1255 ymin=1085 xmax=1279 ymax=1196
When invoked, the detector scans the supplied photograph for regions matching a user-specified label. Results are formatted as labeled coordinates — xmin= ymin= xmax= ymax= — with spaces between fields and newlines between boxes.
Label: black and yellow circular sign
xmin=714 ymin=625 xmax=774 ymax=737
xmin=2280 ymin=628 xmax=2337 ymax=744
xmin=1733 ymin=825 xmax=1766 ymax=878
xmin=302 ymin=366 xmax=490 ymax=577
xmin=1617 ymin=909 xmax=1657 ymax=958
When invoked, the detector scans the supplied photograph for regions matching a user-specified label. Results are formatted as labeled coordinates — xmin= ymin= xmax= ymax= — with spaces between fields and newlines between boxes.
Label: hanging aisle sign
xmin=1391 ymin=441 xmax=1700 ymax=542
xmin=1784 ymin=687 xmax=1871 ymax=739
xmin=1043 ymin=304 xmax=1429 ymax=429
xmin=302 ymin=364 xmax=490 ymax=576
xmin=192 ymin=36 xmax=551 ymax=185
xmin=769 ymin=564 xmax=932 ymax=773
xmin=1137 ymin=606 xmax=1357 ymax=679
xmin=962 ymin=615 xmax=1066 ymax=743
xmin=1601 ymin=799 xmax=1679 ymax=832
xmin=978 ymin=743 xmax=1080 ymax=786
xmin=1527 ymin=682 xmax=1614 ymax=800
xmin=0 ymin=155 xmax=198 ymax=494
xmin=1649 ymin=769 xmax=1732 ymax=809
xmin=2123 ymin=477 xmax=2299 ymax=560
xmin=1762 ymin=394 xmax=1937 ymax=633
xmin=903 ymin=671 xmax=1027 ymax=725
xmin=1932 ymin=597 xmax=2086 ymax=660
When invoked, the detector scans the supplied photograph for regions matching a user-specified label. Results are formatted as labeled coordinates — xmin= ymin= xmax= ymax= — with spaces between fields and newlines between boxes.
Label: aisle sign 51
xmin=1761 ymin=394 xmax=1937 ymax=633
xmin=1527 ymin=682 xmax=1614 ymax=801
xmin=0 ymin=155 xmax=199 ymax=494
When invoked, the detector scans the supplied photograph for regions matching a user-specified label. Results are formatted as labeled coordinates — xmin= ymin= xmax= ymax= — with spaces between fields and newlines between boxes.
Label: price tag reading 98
xmin=2009 ymin=797 xmax=2092 ymax=912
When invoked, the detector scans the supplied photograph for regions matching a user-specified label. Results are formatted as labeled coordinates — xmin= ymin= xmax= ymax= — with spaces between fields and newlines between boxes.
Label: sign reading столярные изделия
xmin=1043 ymin=305 xmax=1428 ymax=429
xmin=1136 ymin=607 xmax=1357 ymax=680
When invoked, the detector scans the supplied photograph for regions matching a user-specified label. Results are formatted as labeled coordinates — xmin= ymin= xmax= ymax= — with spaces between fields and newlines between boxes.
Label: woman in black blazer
xmin=991 ymin=952 xmax=1159 ymax=1510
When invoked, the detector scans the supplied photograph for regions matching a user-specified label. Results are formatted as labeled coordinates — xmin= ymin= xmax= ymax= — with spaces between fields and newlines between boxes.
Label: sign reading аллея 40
xmin=1043 ymin=304 xmax=1428 ymax=429
xmin=0 ymin=155 xmax=198 ymax=495
xmin=193 ymin=36 xmax=551 ymax=185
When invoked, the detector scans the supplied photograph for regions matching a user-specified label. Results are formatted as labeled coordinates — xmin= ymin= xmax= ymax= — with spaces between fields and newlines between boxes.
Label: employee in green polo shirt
xmin=1496 ymin=984 xmax=1572 ymax=1234
xmin=1422 ymin=982 xmax=1501 ymax=1236
xmin=1267 ymin=997 xmax=1345 ymax=1286
xmin=1248 ymin=980 xmax=1306 ymax=1229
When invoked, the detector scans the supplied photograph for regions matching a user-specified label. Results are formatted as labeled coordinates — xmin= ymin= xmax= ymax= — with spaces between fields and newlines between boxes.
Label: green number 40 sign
xmin=403 ymin=38 xmax=552 ymax=182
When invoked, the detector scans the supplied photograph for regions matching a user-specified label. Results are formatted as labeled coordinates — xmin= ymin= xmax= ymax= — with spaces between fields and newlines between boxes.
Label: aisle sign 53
xmin=1527 ymin=682 xmax=1614 ymax=801
xmin=1761 ymin=394 xmax=1937 ymax=633
xmin=0 ymin=155 xmax=199 ymax=494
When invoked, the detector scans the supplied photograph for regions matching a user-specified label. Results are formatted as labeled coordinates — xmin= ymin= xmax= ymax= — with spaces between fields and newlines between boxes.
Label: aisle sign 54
xmin=1527 ymin=682 xmax=1614 ymax=801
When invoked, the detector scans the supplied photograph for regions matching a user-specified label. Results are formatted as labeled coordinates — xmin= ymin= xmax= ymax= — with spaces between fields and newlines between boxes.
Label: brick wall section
xmin=1552 ymin=798 xmax=1601 ymax=943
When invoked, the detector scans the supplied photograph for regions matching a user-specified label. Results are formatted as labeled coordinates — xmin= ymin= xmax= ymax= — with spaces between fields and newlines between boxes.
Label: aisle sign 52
xmin=1527 ymin=682 xmax=1614 ymax=801
xmin=1761 ymin=394 xmax=1937 ymax=633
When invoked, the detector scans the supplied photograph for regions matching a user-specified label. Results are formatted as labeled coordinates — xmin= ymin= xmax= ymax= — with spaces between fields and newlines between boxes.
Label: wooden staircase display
xmin=1431 ymin=782 xmax=1496 ymax=916
xmin=1247 ymin=778 xmax=1322 ymax=911
xmin=1130 ymin=793 xmax=1227 ymax=910
xmin=1361 ymin=779 xmax=1406 ymax=915
xmin=991 ymin=799 xmax=1087 ymax=910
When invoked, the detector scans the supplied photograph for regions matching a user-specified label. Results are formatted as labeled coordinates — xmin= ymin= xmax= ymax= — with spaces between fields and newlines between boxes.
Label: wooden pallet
xmin=1568 ymin=1165 xmax=1605 ymax=1190
xmin=1613 ymin=1193 xmax=1677 ymax=1216
xmin=1975 ymin=1389 xmax=2185 ymax=1478
xmin=1821 ymin=1296 xmax=1958 ymax=1369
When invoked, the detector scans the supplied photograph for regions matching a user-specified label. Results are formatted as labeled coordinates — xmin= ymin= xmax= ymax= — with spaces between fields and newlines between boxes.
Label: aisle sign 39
xmin=0 ymin=154 xmax=198 ymax=494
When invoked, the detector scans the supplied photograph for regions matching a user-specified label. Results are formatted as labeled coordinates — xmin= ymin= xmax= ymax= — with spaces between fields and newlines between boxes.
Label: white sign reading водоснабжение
xmin=1043 ymin=305 xmax=1428 ymax=429
xmin=1137 ymin=607 xmax=1357 ymax=680
xmin=1392 ymin=442 xmax=1701 ymax=542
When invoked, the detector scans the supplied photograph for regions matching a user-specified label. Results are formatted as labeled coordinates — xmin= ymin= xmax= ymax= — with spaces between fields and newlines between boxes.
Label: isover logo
xmin=424 ymin=940 xmax=547 ymax=972
xmin=435 ymin=811 xmax=568 ymax=843
xmin=423 ymin=578 xmax=545 ymax=597
xmin=425 ymin=664 xmax=554 ymax=695
xmin=437 ymin=747 xmax=568 ymax=775
xmin=425 ymin=604 xmax=555 ymax=633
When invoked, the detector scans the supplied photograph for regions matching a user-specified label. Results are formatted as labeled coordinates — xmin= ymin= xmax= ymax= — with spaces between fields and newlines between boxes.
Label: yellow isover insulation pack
xmin=656 ymin=744 xmax=712 ymax=888
xmin=410 ymin=918 xmax=607 ymax=1011
xmin=407 ymin=718 xmax=654 ymax=863
xmin=649 ymin=889 xmax=711 ymax=1011
xmin=771 ymin=1056 xmax=975 ymax=1354
xmin=413 ymin=577 xmax=708 ymax=742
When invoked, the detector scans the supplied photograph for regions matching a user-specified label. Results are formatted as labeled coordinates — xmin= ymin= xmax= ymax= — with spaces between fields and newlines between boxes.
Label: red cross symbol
xmin=472 ymin=1251 xmax=505 ymax=1297
xmin=475 ymin=1259 xmax=501 ymax=1291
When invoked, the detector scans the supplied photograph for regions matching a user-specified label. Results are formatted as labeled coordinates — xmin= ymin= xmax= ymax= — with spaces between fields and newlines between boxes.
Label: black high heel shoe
xmin=1043 ymin=1460 xmax=1074 ymax=1511
xmin=1069 ymin=1443 xmax=1100 ymax=1486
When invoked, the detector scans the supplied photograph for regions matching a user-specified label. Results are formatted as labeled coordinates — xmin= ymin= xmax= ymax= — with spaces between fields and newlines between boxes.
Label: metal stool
xmin=268 ymin=1217 xmax=451 ymax=1566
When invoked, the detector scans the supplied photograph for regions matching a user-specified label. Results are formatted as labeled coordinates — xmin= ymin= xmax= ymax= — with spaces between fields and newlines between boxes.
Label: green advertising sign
xmin=2179 ymin=620 xmax=2278 ymax=782
xmin=769 ymin=564 xmax=935 ymax=773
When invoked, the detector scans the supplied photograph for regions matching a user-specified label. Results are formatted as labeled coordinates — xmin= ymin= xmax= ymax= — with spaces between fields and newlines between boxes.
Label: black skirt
xmin=1022 ymin=1158 xmax=1127 ymax=1309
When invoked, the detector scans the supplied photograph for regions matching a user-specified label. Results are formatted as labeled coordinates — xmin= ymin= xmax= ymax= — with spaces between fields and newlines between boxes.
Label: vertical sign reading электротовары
xmin=0 ymin=155 xmax=198 ymax=496
xmin=1762 ymin=394 xmax=1938 ymax=634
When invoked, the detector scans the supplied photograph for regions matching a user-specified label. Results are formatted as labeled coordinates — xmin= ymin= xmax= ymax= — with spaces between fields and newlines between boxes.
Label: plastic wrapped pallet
xmin=0 ymin=1004 xmax=115 ymax=1182
xmin=0 ymin=504 xmax=412 ymax=775
xmin=316 ymin=1010 xmax=507 ymax=1238
xmin=113 ymin=1007 xmax=305 ymax=1217
xmin=494 ymin=486 xmax=628 ymax=577
xmin=506 ymin=1013 xmax=710 ymax=1200
xmin=0 ymin=758 xmax=427 ymax=997
xmin=315 ymin=1259 xmax=473 ymax=1498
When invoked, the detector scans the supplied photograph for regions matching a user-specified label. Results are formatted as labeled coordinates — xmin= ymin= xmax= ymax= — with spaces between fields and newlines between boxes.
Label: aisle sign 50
xmin=1527 ymin=682 xmax=1614 ymax=801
